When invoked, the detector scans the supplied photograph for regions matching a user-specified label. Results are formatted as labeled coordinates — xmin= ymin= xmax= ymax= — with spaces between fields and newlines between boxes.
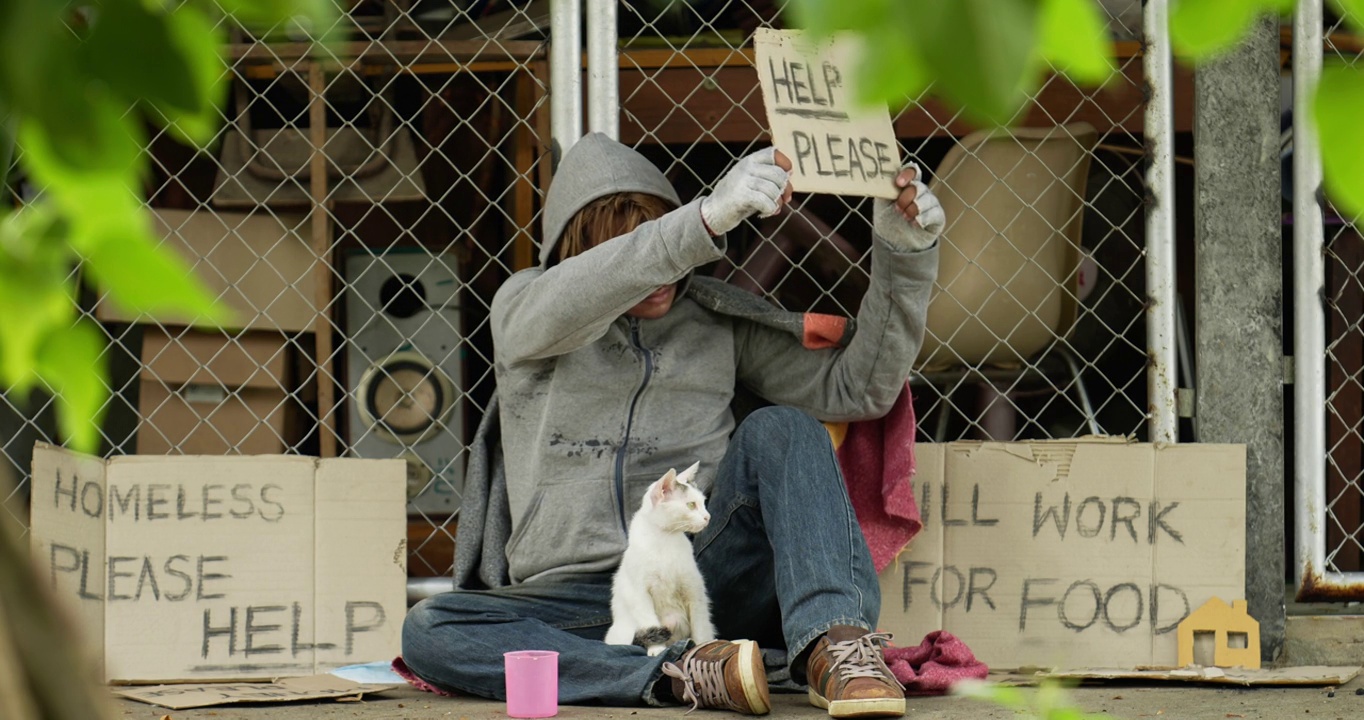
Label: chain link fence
xmin=2 ymin=0 xmax=1170 ymax=583
xmin=1320 ymin=7 xmax=1364 ymax=579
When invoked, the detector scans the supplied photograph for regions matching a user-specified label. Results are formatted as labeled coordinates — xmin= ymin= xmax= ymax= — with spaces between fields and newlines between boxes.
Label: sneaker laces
xmin=661 ymin=652 xmax=728 ymax=713
xmin=826 ymin=632 xmax=904 ymax=688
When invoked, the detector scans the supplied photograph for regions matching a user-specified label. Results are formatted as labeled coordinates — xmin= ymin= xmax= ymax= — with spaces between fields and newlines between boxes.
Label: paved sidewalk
xmin=113 ymin=673 xmax=1364 ymax=720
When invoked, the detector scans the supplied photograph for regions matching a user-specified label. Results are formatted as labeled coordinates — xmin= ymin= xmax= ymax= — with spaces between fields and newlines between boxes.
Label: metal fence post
xmin=586 ymin=0 xmax=619 ymax=139
xmin=1144 ymin=0 xmax=1179 ymax=444
xmin=551 ymin=0 xmax=584 ymax=157
xmin=1293 ymin=0 xmax=1328 ymax=596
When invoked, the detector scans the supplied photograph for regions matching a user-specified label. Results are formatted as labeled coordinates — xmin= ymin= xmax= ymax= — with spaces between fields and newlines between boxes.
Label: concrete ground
xmin=112 ymin=672 xmax=1364 ymax=720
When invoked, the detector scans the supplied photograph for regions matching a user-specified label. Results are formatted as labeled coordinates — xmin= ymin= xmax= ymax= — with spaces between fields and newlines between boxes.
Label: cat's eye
xmin=687 ymin=502 xmax=698 ymax=510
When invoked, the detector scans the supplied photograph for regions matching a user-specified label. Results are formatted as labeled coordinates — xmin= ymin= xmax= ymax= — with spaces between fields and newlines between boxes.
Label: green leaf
xmin=216 ymin=0 xmax=321 ymax=26
xmin=847 ymin=7 xmax=931 ymax=110
xmin=17 ymin=92 xmax=145 ymax=182
xmin=0 ymin=207 xmax=77 ymax=390
xmin=1039 ymin=0 xmax=1116 ymax=85
xmin=1314 ymin=64 xmax=1364 ymax=219
xmin=788 ymin=0 xmax=892 ymax=36
xmin=23 ymin=115 xmax=227 ymax=327
xmin=0 ymin=4 xmax=102 ymax=162
xmin=152 ymin=6 xmax=229 ymax=146
xmin=78 ymin=206 xmax=231 ymax=325
xmin=905 ymin=0 xmax=1040 ymax=127
xmin=216 ymin=0 xmax=346 ymax=45
xmin=36 ymin=321 xmax=109 ymax=453
xmin=1171 ymin=0 xmax=1293 ymax=62
xmin=783 ymin=1 xmax=927 ymax=108
xmin=83 ymin=0 xmax=201 ymax=115
xmin=1333 ymin=0 xmax=1364 ymax=34
xmin=954 ymin=680 xmax=1031 ymax=709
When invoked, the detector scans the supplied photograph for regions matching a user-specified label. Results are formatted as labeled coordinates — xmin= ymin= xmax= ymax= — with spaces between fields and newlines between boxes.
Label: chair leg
xmin=977 ymin=381 xmax=1016 ymax=441
xmin=1058 ymin=346 xmax=1103 ymax=436
xmin=933 ymin=389 xmax=952 ymax=442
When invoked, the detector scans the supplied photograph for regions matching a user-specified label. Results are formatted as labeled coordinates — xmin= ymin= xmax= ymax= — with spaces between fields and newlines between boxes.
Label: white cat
xmin=604 ymin=462 xmax=716 ymax=656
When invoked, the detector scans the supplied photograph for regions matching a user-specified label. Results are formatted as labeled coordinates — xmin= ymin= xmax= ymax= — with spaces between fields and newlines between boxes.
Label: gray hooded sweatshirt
xmin=490 ymin=132 xmax=938 ymax=584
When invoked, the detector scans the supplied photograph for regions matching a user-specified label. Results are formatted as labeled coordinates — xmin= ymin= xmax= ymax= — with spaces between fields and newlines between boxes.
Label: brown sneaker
xmin=660 ymin=639 xmax=771 ymax=715
xmin=806 ymin=628 xmax=905 ymax=718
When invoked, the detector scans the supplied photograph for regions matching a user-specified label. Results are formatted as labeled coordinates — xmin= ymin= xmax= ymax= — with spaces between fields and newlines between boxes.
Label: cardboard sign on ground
xmin=1041 ymin=665 xmax=1360 ymax=687
xmin=114 ymin=675 xmax=397 ymax=709
xmin=876 ymin=439 xmax=1247 ymax=670
xmin=28 ymin=443 xmax=408 ymax=683
xmin=753 ymin=28 xmax=900 ymax=199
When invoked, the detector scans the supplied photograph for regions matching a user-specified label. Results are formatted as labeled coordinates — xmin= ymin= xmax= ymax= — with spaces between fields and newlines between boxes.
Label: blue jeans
xmin=400 ymin=406 xmax=881 ymax=706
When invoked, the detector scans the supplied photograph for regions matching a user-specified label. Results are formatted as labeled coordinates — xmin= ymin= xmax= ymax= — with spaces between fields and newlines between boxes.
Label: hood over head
xmin=539 ymin=132 xmax=683 ymax=266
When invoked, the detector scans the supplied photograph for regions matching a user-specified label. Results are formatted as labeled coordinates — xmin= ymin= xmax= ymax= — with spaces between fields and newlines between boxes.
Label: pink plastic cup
xmin=504 ymin=650 xmax=559 ymax=718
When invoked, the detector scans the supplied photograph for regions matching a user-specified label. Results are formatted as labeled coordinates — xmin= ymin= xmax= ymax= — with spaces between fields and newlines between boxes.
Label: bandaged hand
xmin=700 ymin=147 xmax=793 ymax=236
xmin=874 ymin=162 xmax=945 ymax=251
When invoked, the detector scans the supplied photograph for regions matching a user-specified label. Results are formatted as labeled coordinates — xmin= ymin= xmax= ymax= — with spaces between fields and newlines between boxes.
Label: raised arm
xmin=492 ymin=148 xmax=795 ymax=364
xmin=491 ymin=201 xmax=720 ymax=363
xmin=735 ymin=164 xmax=944 ymax=421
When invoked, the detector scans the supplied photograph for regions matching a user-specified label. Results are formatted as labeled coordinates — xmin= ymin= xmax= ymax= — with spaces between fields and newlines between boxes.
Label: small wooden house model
xmin=1176 ymin=597 xmax=1261 ymax=669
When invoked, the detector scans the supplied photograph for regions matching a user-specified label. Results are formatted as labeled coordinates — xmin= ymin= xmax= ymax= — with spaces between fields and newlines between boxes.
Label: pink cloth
xmin=884 ymin=630 xmax=989 ymax=695
xmin=837 ymin=382 xmax=922 ymax=573
xmin=392 ymin=657 xmax=455 ymax=697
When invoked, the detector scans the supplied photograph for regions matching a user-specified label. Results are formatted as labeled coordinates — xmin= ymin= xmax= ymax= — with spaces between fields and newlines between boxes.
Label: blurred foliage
xmin=1170 ymin=0 xmax=1295 ymax=61
xmin=789 ymin=0 xmax=1116 ymax=125
xmin=791 ymin=0 xmax=1364 ymax=218
xmin=0 ymin=1 xmax=339 ymax=452
xmin=955 ymin=679 xmax=1112 ymax=720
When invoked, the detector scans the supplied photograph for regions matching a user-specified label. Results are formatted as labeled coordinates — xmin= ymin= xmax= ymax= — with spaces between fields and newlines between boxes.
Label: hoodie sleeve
xmin=733 ymin=238 xmax=939 ymax=423
xmin=492 ymin=199 xmax=725 ymax=363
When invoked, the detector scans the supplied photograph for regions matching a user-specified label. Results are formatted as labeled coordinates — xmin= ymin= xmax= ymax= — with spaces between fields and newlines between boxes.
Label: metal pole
xmin=1293 ymin=0 xmax=1327 ymax=594
xmin=1144 ymin=0 xmax=1179 ymax=444
xmin=551 ymin=0 xmax=583 ymax=157
xmin=585 ymin=0 xmax=619 ymax=139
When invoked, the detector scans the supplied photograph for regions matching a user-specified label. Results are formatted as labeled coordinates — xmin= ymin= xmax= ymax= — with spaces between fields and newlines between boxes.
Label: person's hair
xmin=554 ymin=192 xmax=677 ymax=265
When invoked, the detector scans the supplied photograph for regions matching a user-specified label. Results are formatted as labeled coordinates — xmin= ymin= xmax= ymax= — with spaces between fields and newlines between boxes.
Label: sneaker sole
xmin=808 ymin=689 xmax=906 ymax=718
xmin=737 ymin=640 xmax=771 ymax=715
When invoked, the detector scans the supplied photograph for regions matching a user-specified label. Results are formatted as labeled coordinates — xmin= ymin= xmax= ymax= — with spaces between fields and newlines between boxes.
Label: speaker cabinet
xmin=343 ymin=248 xmax=464 ymax=516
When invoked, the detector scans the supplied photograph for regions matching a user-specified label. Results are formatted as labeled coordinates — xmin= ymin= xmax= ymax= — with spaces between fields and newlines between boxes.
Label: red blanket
xmin=884 ymin=630 xmax=990 ymax=695
xmin=837 ymin=382 xmax=923 ymax=573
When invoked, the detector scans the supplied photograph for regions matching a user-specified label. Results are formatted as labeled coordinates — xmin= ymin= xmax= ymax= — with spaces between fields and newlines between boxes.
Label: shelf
xmin=228 ymin=39 xmax=545 ymax=76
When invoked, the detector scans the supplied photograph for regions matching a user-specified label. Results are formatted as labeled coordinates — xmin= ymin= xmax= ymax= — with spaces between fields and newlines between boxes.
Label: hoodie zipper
xmin=613 ymin=318 xmax=653 ymax=532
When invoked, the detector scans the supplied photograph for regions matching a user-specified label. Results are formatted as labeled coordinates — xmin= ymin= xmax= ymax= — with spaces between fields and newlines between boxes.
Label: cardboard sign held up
xmin=754 ymin=28 xmax=900 ymax=199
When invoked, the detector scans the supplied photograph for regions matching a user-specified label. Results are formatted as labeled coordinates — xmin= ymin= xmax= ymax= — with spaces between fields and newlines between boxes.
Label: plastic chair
xmin=913 ymin=123 xmax=1102 ymax=440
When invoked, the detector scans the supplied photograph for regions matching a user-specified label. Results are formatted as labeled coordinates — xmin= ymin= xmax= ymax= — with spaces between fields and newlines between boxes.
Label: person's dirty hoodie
xmin=490 ymin=133 xmax=938 ymax=584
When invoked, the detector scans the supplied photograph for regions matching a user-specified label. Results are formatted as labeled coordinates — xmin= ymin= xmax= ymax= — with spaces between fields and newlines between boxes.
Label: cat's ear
xmin=676 ymin=462 xmax=700 ymax=485
xmin=651 ymin=469 xmax=678 ymax=505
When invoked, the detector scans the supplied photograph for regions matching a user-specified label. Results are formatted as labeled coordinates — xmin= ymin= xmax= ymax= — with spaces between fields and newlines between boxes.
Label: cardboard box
xmin=876 ymin=439 xmax=1246 ymax=670
xmin=28 ymin=443 xmax=408 ymax=683
xmin=137 ymin=328 xmax=292 ymax=455
xmin=95 ymin=209 xmax=317 ymax=333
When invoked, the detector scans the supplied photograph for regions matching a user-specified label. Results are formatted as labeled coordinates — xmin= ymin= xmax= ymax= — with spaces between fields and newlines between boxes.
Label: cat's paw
xmin=647 ymin=645 xmax=667 ymax=657
xmin=632 ymin=626 xmax=672 ymax=648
